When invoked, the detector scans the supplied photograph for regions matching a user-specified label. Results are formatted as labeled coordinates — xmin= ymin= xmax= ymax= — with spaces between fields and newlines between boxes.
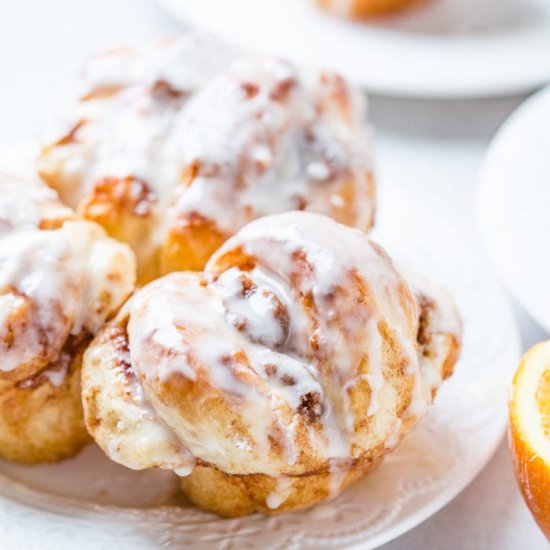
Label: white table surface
xmin=0 ymin=0 xmax=548 ymax=548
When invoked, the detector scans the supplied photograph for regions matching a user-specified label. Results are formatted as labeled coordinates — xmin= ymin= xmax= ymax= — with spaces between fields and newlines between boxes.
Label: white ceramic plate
xmin=478 ymin=86 xmax=550 ymax=334
xmin=156 ymin=0 xmax=550 ymax=98
xmin=0 ymin=182 xmax=520 ymax=549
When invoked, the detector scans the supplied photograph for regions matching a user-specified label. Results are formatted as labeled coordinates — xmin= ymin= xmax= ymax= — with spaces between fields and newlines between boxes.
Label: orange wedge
xmin=509 ymin=341 xmax=550 ymax=540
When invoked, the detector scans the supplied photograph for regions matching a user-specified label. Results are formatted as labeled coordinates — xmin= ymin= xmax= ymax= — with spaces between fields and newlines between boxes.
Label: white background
xmin=0 ymin=0 xmax=548 ymax=548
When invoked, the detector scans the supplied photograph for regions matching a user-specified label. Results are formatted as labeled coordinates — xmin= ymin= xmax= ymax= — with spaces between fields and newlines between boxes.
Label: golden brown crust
xmin=0 ymin=174 xmax=136 ymax=464
xmin=0 ymin=334 xmax=91 ymax=463
xmin=180 ymin=460 xmax=378 ymax=517
xmin=160 ymin=212 xmax=229 ymax=275
xmin=78 ymin=176 xmax=160 ymax=284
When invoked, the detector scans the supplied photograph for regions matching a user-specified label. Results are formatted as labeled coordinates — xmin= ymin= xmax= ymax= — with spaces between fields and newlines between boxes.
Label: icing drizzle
xmin=113 ymin=212 xmax=460 ymax=478
xmin=0 ymin=173 xmax=135 ymax=379
xmin=39 ymin=34 xmax=375 ymax=276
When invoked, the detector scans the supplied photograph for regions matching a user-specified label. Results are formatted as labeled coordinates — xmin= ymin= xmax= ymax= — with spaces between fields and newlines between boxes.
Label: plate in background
xmin=0 ymin=181 xmax=520 ymax=549
xmin=478 ymin=85 xmax=550 ymax=334
xmin=156 ymin=0 xmax=550 ymax=98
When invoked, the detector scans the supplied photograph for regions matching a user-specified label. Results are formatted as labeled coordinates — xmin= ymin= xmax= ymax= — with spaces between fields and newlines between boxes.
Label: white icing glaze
xmin=173 ymin=464 xmax=195 ymax=477
xmin=110 ymin=212 xmax=460 ymax=481
xmin=217 ymin=267 xmax=289 ymax=349
xmin=402 ymin=268 xmax=462 ymax=416
xmin=165 ymin=55 xmax=373 ymax=234
xmin=84 ymin=331 xmax=195 ymax=473
xmin=327 ymin=457 xmax=352 ymax=500
xmin=40 ymin=33 xmax=374 ymax=271
xmin=214 ymin=213 xmax=418 ymax=423
xmin=265 ymin=476 xmax=293 ymax=510
xmin=128 ymin=272 xmax=322 ymax=473
xmin=0 ymin=173 xmax=135 ymax=379
xmin=84 ymin=211 xmax=460 ymax=491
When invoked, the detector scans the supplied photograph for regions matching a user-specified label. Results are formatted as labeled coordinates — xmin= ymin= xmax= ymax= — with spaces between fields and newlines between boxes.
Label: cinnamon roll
xmin=38 ymin=34 xmax=375 ymax=283
xmin=82 ymin=211 xmax=461 ymax=516
xmin=0 ymin=173 xmax=135 ymax=463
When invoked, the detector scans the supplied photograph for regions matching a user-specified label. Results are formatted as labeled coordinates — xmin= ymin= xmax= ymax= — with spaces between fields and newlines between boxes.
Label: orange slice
xmin=509 ymin=341 xmax=550 ymax=540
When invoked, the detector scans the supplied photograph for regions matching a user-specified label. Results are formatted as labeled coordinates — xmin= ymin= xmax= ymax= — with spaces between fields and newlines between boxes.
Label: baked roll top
xmin=39 ymin=34 xmax=375 ymax=282
xmin=0 ymin=173 xmax=136 ymax=383
xmin=83 ymin=212 xmax=461 ymax=480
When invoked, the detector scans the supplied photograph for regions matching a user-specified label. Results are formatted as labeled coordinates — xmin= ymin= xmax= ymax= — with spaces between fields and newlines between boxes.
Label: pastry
xmin=316 ymin=0 xmax=423 ymax=18
xmin=0 ymin=173 xmax=135 ymax=463
xmin=82 ymin=211 xmax=461 ymax=516
xmin=38 ymin=34 xmax=375 ymax=283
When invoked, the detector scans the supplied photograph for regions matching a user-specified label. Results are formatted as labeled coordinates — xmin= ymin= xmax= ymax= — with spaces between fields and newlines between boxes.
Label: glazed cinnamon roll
xmin=38 ymin=34 xmax=375 ymax=283
xmin=82 ymin=212 xmax=461 ymax=516
xmin=0 ymin=173 xmax=135 ymax=463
